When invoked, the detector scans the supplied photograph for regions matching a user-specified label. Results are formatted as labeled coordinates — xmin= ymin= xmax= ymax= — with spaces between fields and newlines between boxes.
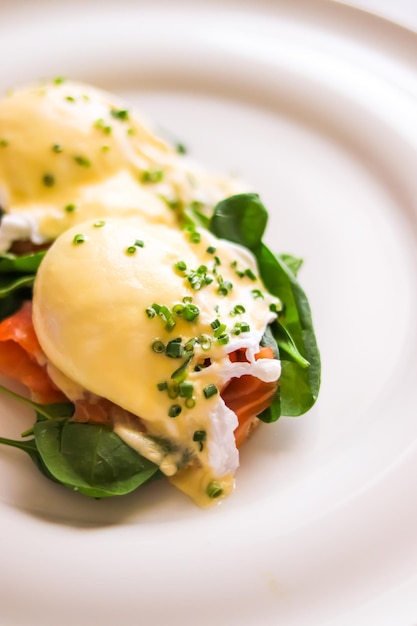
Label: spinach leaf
xmin=210 ymin=193 xmax=268 ymax=249
xmin=0 ymin=435 xmax=60 ymax=483
xmin=0 ymin=274 xmax=35 ymax=297
xmin=210 ymin=193 xmax=321 ymax=416
xmin=0 ymin=383 xmax=74 ymax=424
xmin=279 ymin=253 xmax=303 ymax=277
xmin=34 ymin=420 xmax=160 ymax=498
xmin=0 ymin=251 xmax=45 ymax=321
xmin=0 ymin=250 xmax=46 ymax=274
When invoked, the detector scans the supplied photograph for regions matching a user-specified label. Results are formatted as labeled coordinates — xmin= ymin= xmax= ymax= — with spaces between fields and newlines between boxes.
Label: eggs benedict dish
xmin=0 ymin=79 xmax=243 ymax=252
xmin=30 ymin=216 xmax=280 ymax=505
xmin=0 ymin=78 xmax=320 ymax=507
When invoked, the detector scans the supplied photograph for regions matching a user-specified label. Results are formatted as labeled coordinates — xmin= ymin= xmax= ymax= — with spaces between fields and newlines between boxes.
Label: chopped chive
xmin=52 ymin=144 xmax=63 ymax=153
xmin=251 ymin=289 xmax=264 ymax=300
xmin=157 ymin=381 xmax=168 ymax=391
xmin=135 ymin=239 xmax=144 ymax=248
xmin=210 ymin=319 xmax=221 ymax=330
xmin=93 ymin=220 xmax=105 ymax=228
xmin=65 ymin=95 xmax=75 ymax=102
xmin=232 ymin=322 xmax=250 ymax=335
xmin=126 ymin=246 xmax=137 ymax=255
xmin=184 ymin=337 xmax=197 ymax=351
xmin=230 ymin=304 xmax=246 ymax=316
xmin=193 ymin=429 xmax=206 ymax=450
xmin=217 ymin=280 xmax=233 ymax=296
xmin=173 ymin=304 xmax=184 ymax=316
xmin=146 ymin=307 xmax=156 ymax=319
xmin=213 ymin=323 xmax=227 ymax=338
xmin=64 ymin=203 xmax=76 ymax=213
xmin=42 ymin=173 xmax=55 ymax=187
xmin=179 ymin=381 xmax=194 ymax=398
xmin=198 ymin=334 xmax=212 ymax=351
xmin=53 ymin=76 xmax=66 ymax=85
xmin=216 ymin=333 xmax=230 ymax=346
xmin=269 ymin=301 xmax=281 ymax=313
xmin=171 ymin=356 xmax=192 ymax=382
xmin=73 ymin=233 xmax=85 ymax=245
xmin=183 ymin=304 xmax=200 ymax=322
xmin=0 ymin=139 xmax=9 ymax=147
xmin=189 ymin=231 xmax=201 ymax=244
xmin=206 ymin=246 xmax=216 ymax=254
xmin=110 ymin=108 xmax=130 ymax=121
xmin=206 ymin=481 xmax=223 ymax=499
xmin=168 ymin=404 xmax=182 ymax=418
xmin=245 ymin=268 xmax=257 ymax=280
xmin=174 ymin=260 xmax=187 ymax=272
xmin=152 ymin=339 xmax=166 ymax=354
xmin=168 ymin=384 xmax=179 ymax=399
xmin=166 ymin=340 xmax=184 ymax=358
xmin=73 ymin=155 xmax=91 ymax=167
xmin=141 ymin=169 xmax=164 ymax=183
xmin=94 ymin=118 xmax=112 ymax=134
xmin=185 ymin=397 xmax=196 ymax=409
xmin=176 ymin=143 xmax=187 ymax=154
xmin=203 ymin=384 xmax=218 ymax=399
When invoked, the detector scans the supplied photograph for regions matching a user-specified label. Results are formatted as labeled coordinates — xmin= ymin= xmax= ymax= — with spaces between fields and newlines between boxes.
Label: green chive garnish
xmin=73 ymin=233 xmax=85 ymax=245
xmin=64 ymin=203 xmax=76 ymax=213
xmin=42 ymin=173 xmax=55 ymax=187
xmin=189 ymin=231 xmax=201 ymax=244
xmin=183 ymin=304 xmax=199 ymax=322
xmin=165 ymin=340 xmax=184 ymax=358
xmin=168 ymin=404 xmax=182 ymax=418
xmin=141 ymin=169 xmax=164 ymax=183
xmin=216 ymin=333 xmax=230 ymax=346
xmin=185 ymin=397 xmax=196 ymax=409
xmin=74 ymin=155 xmax=91 ymax=167
xmin=179 ymin=381 xmax=194 ymax=398
xmin=206 ymin=481 xmax=223 ymax=499
xmin=203 ymin=384 xmax=218 ymax=399
xmin=251 ymin=289 xmax=264 ymax=300
xmin=152 ymin=339 xmax=166 ymax=353
xmin=110 ymin=109 xmax=130 ymax=121
xmin=245 ymin=268 xmax=257 ymax=280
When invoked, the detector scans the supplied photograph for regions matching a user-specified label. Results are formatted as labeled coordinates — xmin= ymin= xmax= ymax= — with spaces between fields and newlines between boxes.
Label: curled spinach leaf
xmin=210 ymin=193 xmax=321 ymax=417
xmin=0 ymin=250 xmax=46 ymax=321
xmin=34 ymin=420 xmax=160 ymax=498
xmin=0 ymin=385 xmax=160 ymax=497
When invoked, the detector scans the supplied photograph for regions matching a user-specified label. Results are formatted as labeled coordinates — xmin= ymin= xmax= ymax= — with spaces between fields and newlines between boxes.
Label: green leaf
xmin=0 ymin=435 xmax=60 ymax=483
xmin=210 ymin=193 xmax=268 ymax=249
xmin=0 ymin=250 xmax=46 ymax=274
xmin=34 ymin=421 xmax=160 ymax=498
xmin=279 ymin=253 xmax=303 ymax=277
xmin=0 ymin=383 xmax=74 ymax=422
xmin=0 ymin=274 xmax=35 ymax=298
xmin=209 ymin=193 xmax=321 ymax=416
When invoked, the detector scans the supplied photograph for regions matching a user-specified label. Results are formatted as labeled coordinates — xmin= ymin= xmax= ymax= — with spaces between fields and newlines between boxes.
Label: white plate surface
xmin=0 ymin=1 xmax=417 ymax=625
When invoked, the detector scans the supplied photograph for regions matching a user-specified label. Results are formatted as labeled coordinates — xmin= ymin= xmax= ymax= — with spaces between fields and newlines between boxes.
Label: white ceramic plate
xmin=1 ymin=2 xmax=417 ymax=625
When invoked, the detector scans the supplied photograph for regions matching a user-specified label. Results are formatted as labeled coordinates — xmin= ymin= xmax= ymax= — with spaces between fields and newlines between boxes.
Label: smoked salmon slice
xmin=0 ymin=304 xmax=278 ymax=444
xmin=0 ymin=301 xmax=65 ymax=403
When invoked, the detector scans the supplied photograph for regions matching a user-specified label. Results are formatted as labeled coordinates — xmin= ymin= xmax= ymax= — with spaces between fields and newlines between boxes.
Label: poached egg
xmin=32 ymin=216 xmax=280 ymax=506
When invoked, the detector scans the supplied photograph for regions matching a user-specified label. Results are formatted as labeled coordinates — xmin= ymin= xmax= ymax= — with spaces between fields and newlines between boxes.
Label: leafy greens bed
xmin=0 ymin=193 xmax=320 ymax=498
